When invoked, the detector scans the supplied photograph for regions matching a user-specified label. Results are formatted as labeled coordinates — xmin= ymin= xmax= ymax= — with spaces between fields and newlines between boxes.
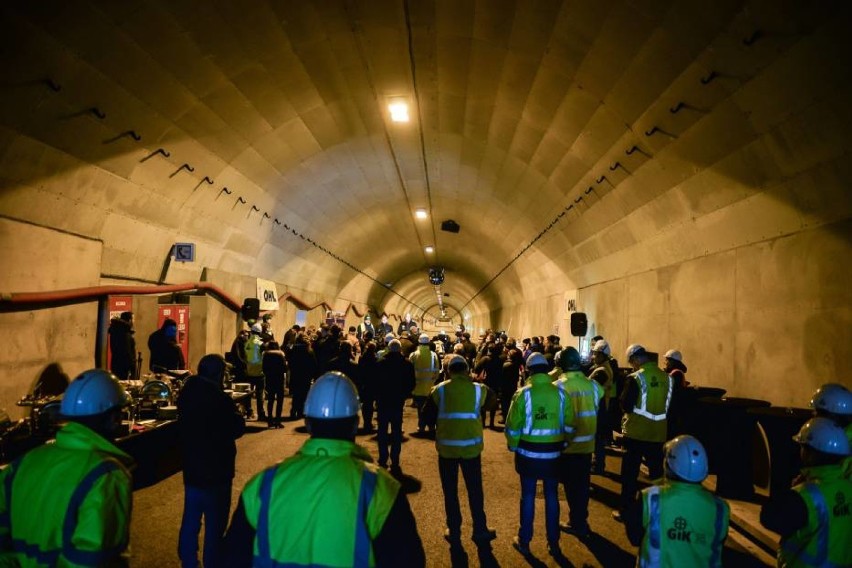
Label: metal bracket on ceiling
xmin=700 ymin=71 xmax=718 ymax=85
xmin=220 ymin=187 xmax=232 ymax=195
xmin=89 ymin=107 xmax=106 ymax=119
xmin=670 ymin=102 xmax=685 ymax=114
xmin=202 ymin=176 xmax=214 ymax=185
xmin=44 ymin=78 xmax=61 ymax=92
xmin=250 ymin=205 xmax=260 ymax=212
xmin=236 ymin=196 xmax=246 ymax=204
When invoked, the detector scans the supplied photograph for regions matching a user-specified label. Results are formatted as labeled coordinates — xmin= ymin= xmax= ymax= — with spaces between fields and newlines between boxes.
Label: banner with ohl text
xmin=256 ymin=278 xmax=280 ymax=312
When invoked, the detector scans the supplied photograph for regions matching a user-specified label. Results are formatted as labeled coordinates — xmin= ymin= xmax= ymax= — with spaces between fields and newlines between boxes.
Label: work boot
xmin=472 ymin=527 xmax=497 ymax=545
xmin=611 ymin=510 xmax=623 ymax=523
xmin=511 ymin=536 xmax=530 ymax=555
xmin=560 ymin=522 xmax=591 ymax=540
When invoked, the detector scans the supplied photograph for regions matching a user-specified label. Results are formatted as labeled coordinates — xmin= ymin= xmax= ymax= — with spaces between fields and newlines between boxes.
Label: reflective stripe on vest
xmin=516 ymin=448 xmax=562 ymax=459
xmin=438 ymin=383 xmax=482 ymax=420
xmin=633 ymin=370 xmax=672 ymax=421
xmin=255 ymin=465 xmax=378 ymax=568
xmin=10 ymin=459 xmax=124 ymax=566
xmin=521 ymin=389 xmax=567 ymax=436
xmin=436 ymin=383 xmax=483 ymax=447
xmin=781 ymin=483 xmax=831 ymax=567
xmin=414 ymin=351 xmax=440 ymax=375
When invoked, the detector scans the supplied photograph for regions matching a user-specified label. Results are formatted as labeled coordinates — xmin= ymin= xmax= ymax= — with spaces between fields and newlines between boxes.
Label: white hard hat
xmin=664 ymin=435 xmax=708 ymax=482
xmin=526 ymin=352 xmax=549 ymax=369
xmin=810 ymin=383 xmax=852 ymax=416
xmin=250 ymin=323 xmax=262 ymax=333
xmin=419 ymin=333 xmax=430 ymax=345
xmin=592 ymin=340 xmax=611 ymax=356
xmin=60 ymin=369 xmax=130 ymax=417
xmin=625 ymin=344 xmax=646 ymax=360
xmin=664 ymin=349 xmax=682 ymax=362
xmin=794 ymin=417 xmax=850 ymax=456
xmin=304 ymin=372 xmax=360 ymax=419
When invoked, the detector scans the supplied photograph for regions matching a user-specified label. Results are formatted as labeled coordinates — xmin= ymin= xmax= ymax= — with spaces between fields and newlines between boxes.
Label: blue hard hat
xmin=60 ymin=369 xmax=130 ymax=417
xmin=810 ymin=383 xmax=852 ymax=417
xmin=304 ymin=372 xmax=360 ymax=419
xmin=794 ymin=417 xmax=850 ymax=456
xmin=664 ymin=435 xmax=708 ymax=482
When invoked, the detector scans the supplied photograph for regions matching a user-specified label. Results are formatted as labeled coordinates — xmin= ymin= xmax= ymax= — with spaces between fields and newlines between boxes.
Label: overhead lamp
xmin=425 ymin=246 xmax=434 ymax=254
xmin=388 ymin=99 xmax=409 ymax=123
xmin=414 ymin=208 xmax=428 ymax=219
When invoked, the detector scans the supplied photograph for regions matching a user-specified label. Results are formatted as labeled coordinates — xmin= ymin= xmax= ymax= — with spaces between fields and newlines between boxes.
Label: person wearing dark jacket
xmin=148 ymin=318 xmax=186 ymax=372
xmin=262 ymin=342 xmax=288 ymax=428
xmin=108 ymin=311 xmax=137 ymax=379
xmin=177 ymin=354 xmax=246 ymax=568
xmin=374 ymin=340 xmax=416 ymax=471
xmin=287 ymin=333 xmax=319 ymax=419
xmin=663 ymin=349 xmax=689 ymax=439
xmin=358 ymin=341 xmax=379 ymax=432
xmin=474 ymin=343 xmax=506 ymax=428
xmin=500 ymin=349 xmax=523 ymax=422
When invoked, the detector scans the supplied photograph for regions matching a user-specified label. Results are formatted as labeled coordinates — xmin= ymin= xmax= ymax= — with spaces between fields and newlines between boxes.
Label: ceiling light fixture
xmin=388 ymin=99 xmax=409 ymax=123
xmin=424 ymin=246 xmax=434 ymax=254
xmin=414 ymin=208 xmax=428 ymax=219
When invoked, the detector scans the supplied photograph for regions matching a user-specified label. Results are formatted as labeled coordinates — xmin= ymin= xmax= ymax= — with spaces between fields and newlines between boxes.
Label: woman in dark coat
xmin=262 ymin=341 xmax=288 ymax=428
xmin=500 ymin=349 xmax=524 ymax=423
xmin=285 ymin=333 xmax=318 ymax=419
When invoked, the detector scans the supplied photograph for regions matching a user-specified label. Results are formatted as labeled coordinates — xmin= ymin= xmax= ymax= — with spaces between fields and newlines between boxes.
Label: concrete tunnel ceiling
xmin=1 ymin=1 xmax=851 ymax=324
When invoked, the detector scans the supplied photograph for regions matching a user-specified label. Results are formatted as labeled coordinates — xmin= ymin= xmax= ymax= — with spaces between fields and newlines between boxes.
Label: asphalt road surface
xmin=131 ymin=402 xmax=771 ymax=567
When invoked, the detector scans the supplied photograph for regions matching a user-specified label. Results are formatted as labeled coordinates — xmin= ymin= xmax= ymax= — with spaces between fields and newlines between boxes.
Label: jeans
xmin=560 ymin=453 xmax=592 ymax=531
xmin=247 ymin=375 xmax=265 ymax=418
xmin=518 ymin=473 xmax=560 ymax=545
xmin=377 ymin=405 xmax=403 ymax=466
xmin=438 ymin=455 xmax=489 ymax=539
xmin=178 ymin=483 xmax=232 ymax=568
xmin=619 ymin=437 xmax=664 ymax=511
xmin=265 ymin=388 xmax=284 ymax=421
xmin=412 ymin=395 xmax=429 ymax=430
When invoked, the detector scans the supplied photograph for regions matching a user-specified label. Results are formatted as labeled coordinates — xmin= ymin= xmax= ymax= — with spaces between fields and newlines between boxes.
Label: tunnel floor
xmin=130 ymin=402 xmax=773 ymax=567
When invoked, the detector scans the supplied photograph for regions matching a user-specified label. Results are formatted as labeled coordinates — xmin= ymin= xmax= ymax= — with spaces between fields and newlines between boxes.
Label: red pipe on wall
xmin=0 ymin=282 xmax=242 ymax=313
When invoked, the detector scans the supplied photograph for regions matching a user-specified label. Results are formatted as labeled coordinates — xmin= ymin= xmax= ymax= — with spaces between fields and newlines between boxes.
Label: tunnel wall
xmin=0 ymin=217 xmax=101 ymax=419
xmin=580 ymin=220 xmax=851 ymax=407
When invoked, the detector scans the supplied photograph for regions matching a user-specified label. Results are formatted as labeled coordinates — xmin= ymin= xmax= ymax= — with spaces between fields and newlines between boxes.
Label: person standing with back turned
xmin=224 ymin=371 xmax=425 ymax=567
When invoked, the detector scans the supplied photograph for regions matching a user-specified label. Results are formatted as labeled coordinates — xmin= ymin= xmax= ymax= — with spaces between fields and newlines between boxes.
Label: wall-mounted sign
xmin=174 ymin=243 xmax=195 ymax=262
xmin=256 ymin=278 xmax=279 ymax=311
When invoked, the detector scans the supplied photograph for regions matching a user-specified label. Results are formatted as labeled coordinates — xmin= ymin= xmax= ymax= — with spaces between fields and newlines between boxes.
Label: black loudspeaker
xmin=570 ymin=312 xmax=588 ymax=337
xmin=241 ymin=298 xmax=260 ymax=322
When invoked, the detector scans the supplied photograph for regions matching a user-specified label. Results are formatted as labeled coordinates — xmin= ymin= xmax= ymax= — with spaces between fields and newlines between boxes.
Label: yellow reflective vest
xmin=505 ymin=373 xmax=573 ymax=459
xmin=554 ymin=370 xmax=603 ymax=454
xmin=778 ymin=464 xmax=852 ymax=568
xmin=240 ymin=438 xmax=399 ymax=567
xmin=639 ymin=480 xmax=730 ymax=568
xmin=0 ymin=421 xmax=133 ymax=567
xmin=430 ymin=374 xmax=490 ymax=459
xmin=622 ymin=363 xmax=672 ymax=443
xmin=410 ymin=346 xmax=440 ymax=397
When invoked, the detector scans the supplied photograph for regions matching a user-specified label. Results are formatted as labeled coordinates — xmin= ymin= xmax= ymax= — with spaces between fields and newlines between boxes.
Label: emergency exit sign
xmin=174 ymin=242 xmax=195 ymax=262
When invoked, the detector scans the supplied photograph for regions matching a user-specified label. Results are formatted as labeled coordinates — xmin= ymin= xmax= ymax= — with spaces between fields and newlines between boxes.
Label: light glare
xmin=388 ymin=101 xmax=409 ymax=122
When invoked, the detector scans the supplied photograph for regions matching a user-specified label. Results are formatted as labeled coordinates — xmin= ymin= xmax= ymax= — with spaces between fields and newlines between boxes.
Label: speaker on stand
xmin=570 ymin=312 xmax=587 ymax=351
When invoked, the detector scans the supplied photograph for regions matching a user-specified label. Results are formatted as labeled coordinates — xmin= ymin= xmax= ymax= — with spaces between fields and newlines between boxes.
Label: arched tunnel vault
xmin=0 ymin=0 xmax=851 ymax=412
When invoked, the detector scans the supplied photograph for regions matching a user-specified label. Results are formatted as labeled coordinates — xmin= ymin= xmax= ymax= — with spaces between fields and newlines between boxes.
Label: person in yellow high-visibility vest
xmin=410 ymin=334 xmax=440 ymax=433
xmin=760 ymin=417 xmax=851 ymax=568
xmin=225 ymin=371 xmax=425 ymax=567
xmin=0 ymin=369 xmax=133 ymax=567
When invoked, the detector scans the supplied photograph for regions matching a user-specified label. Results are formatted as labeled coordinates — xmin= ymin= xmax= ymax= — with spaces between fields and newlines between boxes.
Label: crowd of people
xmin=0 ymin=311 xmax=849 ymax=567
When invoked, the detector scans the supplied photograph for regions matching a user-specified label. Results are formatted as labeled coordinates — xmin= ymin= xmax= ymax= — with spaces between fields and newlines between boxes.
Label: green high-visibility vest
xmin=622 ymin=363 xmax=672 ymax=443
xmin=554 ymin=370 xmax=603 ymax=454
xmin=244 ymin=334 xmax=264 ymax=377
xmin=505 ymin=373 xmax=573 ymax=459
xmin=431 ymin=374 xmax=487 ymax=459
xmin=0 ymin=421 xmax=132 ymax=567
xmin=639 ymin=480 xmax=729 ymax=568
xmin=240 ymin=438 xmax=399 ymax=567
xmin=779 ymin=464 xmax=852 ymax=568
xmin=411 ymin=346 xmax=440 ymax=396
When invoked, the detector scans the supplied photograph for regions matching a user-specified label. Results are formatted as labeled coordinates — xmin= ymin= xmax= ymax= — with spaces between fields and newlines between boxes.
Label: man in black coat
xmin=108 ymin=311 xmax=136 ymax=379
xmin=177 ymin=354 xmax=246 ymax=568
xmin=148 ymin=318 xmax=186 ymax=372
xmin=374 ymin=339 xmax=415 ymax=472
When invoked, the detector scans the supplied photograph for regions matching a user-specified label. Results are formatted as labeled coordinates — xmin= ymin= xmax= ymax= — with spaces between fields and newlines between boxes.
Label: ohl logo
xmin=667 ymin=517 xmax=692 ymax=542
xmin=534 ymin=406 xmax=549 ymax=421
xmin=834 ymin=492 xmax=850 ymax=517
